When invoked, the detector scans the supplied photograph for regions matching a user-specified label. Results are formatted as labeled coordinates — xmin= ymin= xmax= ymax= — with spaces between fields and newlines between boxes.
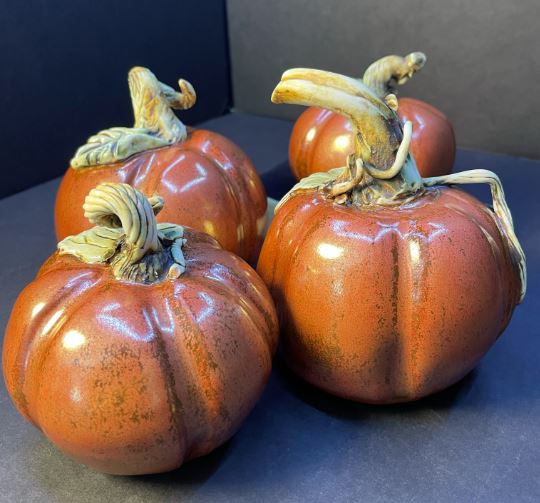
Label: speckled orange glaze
xmin=55 ymin=129 xmax=267 ymax=264
xmin=3 ymin=229 xmax=278 ymax=475
xmin=257 ymin=188 xmax=520 ymax=403
xmin=288 ymin=98 xmax=456 ymax=180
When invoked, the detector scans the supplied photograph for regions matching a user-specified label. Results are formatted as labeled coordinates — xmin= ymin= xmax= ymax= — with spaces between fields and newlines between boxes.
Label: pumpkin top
xmin=271 ymin=67 xmax=526 ymax=302
xmin=272 ymin=67 xmax=423 ymax=207
xmin=71 ymin=67 xmax=196 ymax=169
xmin=58 ymin=183 xmax=187 ymax=283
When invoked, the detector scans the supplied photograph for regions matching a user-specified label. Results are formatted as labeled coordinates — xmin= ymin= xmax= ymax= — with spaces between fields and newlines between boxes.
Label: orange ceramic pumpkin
xmin=288 ymin=53 xmax=456 ymax=180
xmin=55 ymin=67 xmax=267 ymax=264
xmin=4 ymin=183 xmax=278 ymax=475
xmin=258 ymin=68 xmax=526 ymax=404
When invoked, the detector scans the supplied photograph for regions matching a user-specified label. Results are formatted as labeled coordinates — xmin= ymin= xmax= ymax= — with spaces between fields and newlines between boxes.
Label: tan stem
xmin=363 ymin=120 xmax=413 ymax=179
xmin=58 ymin=183 xmax=187 ymax=282
xmin=272 ymin=68 xmax=402 ymax=170
xmin=280 ymin=68 xmax=395 ymax=119
xmin=71 ymin=67 xmax=196 ymax=168
xmin=272 ymin=67 xmax=424 ymax=206
xmin=363 ymin=52 xmax=427 ymax=97
xmin=83 ymin=183 xmax=162 ymax=266
xmin=159 ymin=79 xmax=197 ymax=110
xmin=327 ymin=156 xmax=363 ymax=196
xmin=129 ymin=67 xmax=196 ymax=143
xmin=423 ymin=170 xmax=527 ymax=303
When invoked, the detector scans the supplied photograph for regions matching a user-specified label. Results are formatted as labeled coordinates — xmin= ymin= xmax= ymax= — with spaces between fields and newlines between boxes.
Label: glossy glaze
xmin=257 ymin=188 xmax=520 ymax=403
xmin=398 ymin=98 xmax=456 ymax=178
xmin=289 ymin=98 xmax=456 ymax=180
xmin=56 ymin=129 xmax=267 ymax=264
xmin=3 ymin=229 xmax=278 ymax=475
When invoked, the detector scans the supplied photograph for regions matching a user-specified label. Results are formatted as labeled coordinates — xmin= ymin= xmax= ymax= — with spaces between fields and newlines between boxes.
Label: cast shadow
xmin=131 ymin=438 xmax=233 ymax=486
xmin=28 ymin=431 xmax=234 ymax=500
xmin=274 ymin=356 xmax=478 ymax=421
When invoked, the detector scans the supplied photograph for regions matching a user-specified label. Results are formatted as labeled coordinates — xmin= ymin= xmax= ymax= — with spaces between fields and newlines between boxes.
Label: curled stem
xmin=272 ymin=67 xmax=422 ymax=205
xmin=59 ymin=183 xmax=187 ymax=283
xmin=71 ymin=67 xmax=197 ymax=168
xmin=129 ymin=67 xmax=196 ymax=143
xmin=363 ymin=52 xmax=427 ymax=97
xmin=272 ymin=67 xmax=402 ymax=170
xmin=363 ymin=120 xmax=413 ymax=180
xmin=83 ymin=183 xmax=162 ymax=265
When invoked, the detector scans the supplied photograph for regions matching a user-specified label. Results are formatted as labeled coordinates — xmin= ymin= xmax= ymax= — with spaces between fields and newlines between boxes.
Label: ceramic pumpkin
xmin=288 ymin=52 xmax=456 ymax=180
xmin=55 ymin=66 xmax=267 ymax=264
xmin=4 ymin=183 xmax=278 ymax=475
xmin=258 ymin=68 xmax=526 ymax=404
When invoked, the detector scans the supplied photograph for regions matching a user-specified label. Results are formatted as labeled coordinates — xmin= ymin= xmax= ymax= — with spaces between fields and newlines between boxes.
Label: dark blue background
xmin=0 ymin=0 xmax=230 ymax=197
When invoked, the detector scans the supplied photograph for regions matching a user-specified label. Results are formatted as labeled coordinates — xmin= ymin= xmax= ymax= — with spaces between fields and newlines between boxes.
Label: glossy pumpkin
xmin=260 ymin=67 xmax=525 ymax=404
xmin=288 ymin=53 xmax=455 ymax=180
xmin=259 ymin=189 xmax=520 ymax=403
xmin=56 ymin=129 xmax=267 ymax=263
xmin=4 ymin=183 xmax=278 ymax=475
xmin=55 ymin=67 xmax=267 ymax=264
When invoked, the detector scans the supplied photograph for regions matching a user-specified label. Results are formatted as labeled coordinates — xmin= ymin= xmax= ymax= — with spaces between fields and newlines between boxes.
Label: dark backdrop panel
xmin=227 ymin=0 xmax=539 ymax=159
xmin=0 ymin=0 xmax=230 ymax=198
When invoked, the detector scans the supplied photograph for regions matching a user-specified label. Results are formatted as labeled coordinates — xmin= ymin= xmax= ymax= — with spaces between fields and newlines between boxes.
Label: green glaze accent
xmin=275 ymin=168 xmax=345 ymax=212
xmin=58 ymin=183 xmax=187 ymax=283
xmin=58 ymin=226 xmax=124 ymax=263
xmin=71 ymin=67 xmax=196 ymax=168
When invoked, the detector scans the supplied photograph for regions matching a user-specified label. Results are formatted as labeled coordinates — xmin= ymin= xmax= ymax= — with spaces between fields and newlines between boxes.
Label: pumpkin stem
xmin=83 ymin=183 xmax=162 ymax=260
xmin=363 ymin=52 xmax=427 ymax=98
xmin=423 ymin=170 xmax=527 ymax=303
xmin=58 ymin=183 xmax=187 ymax=283
xmin=271 ymin=68 xmax=423 ymax=205
xmin=130 ymin=67 xmax=196 ymax=142
xmin=272 ymin=68 xmax=401 ymax=168
xmin=71 ymin=67 xmax=196 ymax=168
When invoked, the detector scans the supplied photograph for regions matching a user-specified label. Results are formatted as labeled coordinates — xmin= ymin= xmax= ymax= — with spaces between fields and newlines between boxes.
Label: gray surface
xmin=1 ymin=113 xmax=540 ymax=502
xmin=227 ymin=0 xmax=540 ymax=158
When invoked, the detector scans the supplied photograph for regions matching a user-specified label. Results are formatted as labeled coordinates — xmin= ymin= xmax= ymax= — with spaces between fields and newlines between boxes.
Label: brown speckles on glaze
xmin=2 ymin=227 xmax=278 ymax=475
xmin=149 ymin=318 xmax=185 ymax=462
xmin=257 ymin=188 xmax=521 ymax=404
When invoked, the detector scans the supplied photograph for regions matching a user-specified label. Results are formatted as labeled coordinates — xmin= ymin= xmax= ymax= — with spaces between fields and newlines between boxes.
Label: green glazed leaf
xmin=58 ymin=226 xmax=123 ymax=263
xmin=276 ymin=167 xmax=345 ymax=212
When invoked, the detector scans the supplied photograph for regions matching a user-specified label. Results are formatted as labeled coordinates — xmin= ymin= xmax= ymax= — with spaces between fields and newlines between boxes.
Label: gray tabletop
xmin=1 ymin=113 xmax=539 ymax=502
